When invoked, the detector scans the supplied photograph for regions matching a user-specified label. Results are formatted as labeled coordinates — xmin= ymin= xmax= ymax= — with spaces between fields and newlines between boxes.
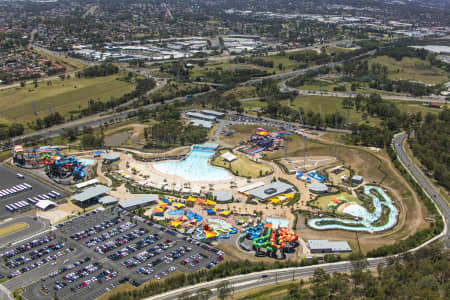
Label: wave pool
xmin=308 ymin=186 xmax=398 ymax=232
xmin=153 ymin=149 xmax=232 ymax=182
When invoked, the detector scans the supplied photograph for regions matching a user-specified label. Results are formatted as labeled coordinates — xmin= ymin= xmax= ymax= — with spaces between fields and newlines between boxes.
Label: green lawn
xmin=369 ymin=56 xmax=448 ymax=84
xmin=212 ymin=150 xmax=273 ymax=178
xmin=311 ymin=192 xmax=361 ymax=211
xmin=0 ymin=73 xmax=135 ymax=123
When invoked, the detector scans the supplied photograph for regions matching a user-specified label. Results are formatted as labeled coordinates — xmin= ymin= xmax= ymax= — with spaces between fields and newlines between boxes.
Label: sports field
xmin=0 ymin=73 xmax=135 ymax=123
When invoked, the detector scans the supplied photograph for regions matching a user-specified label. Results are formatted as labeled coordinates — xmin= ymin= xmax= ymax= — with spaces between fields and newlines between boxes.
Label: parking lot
xmin=0 ymin=207 xmax=225 ymax=300
xmin=0 ymin=164 xmax=67 ymax=218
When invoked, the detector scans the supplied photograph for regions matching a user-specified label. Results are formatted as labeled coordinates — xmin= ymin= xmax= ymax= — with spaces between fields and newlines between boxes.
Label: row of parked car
xmin=84 ymin=221 xmax=137 ymax=248
xmin=49 ymin=257 xmax=92 ymax=278
xmin=8 ymin=247 xmax=74 ymax=279
xmin=94 ymin=228 xmax=149 ymax=254
xmin=0 ymin=235 xmax=54 ymax=258
xmin=70 ymin=217 xmax=122 ymax=241
xmin=107 ymin=233 xmax=161 ymax=261
xmin=5 ymin=242 xmax=65 ymax=269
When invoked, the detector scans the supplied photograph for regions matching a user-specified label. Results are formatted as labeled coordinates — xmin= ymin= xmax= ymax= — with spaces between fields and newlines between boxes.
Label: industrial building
xmin=189 ymin=119 xmax=213 ymax=129
xmin=307 ymin=240 xmax=352 ymax=253
xmin=119 ymin=195 xmax=159 ymax=210
xmin=72 ymin=185 xmax=111 ymax=207
xmin=99 ymin=195 xmax=118 ymax=206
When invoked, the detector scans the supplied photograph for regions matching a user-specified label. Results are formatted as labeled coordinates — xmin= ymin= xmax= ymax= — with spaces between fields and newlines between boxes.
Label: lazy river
xmin=308 ymin=185 xmax=398 ymax=232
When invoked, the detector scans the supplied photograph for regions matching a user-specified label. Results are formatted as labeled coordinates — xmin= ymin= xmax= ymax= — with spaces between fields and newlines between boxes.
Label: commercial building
xmin=189 ymin=119 xmax=213 ymax=129
xmin=186 ymin=112 xmax=216 ymax=122
xmin=308 ymin=182 xmax=328 ymax=194
xmin=99 ymin=195 xmax=118 ymax=206
xmin=75 ymin=178 xmax=99 ymax=189
xmin=103 ymin=153 xmax=120 ymax=164
xmin=119 ymin=195 xmax=159 ymax=210
xmin=72 ymin=185 xmax=111 ymax=207
xmin=351 ymin=175 xmax=363 ymax=185
xmin=200 ymin=110 xmax=226 ymax=119
xmin=307 ymin=240 xmax=352 ymax=253
xmin=247 ymin=181 xmax=295 ymax=201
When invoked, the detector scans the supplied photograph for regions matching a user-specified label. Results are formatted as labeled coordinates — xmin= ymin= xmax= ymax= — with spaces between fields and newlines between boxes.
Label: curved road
xmin=393 ymin=133 xmax=449 ymax=247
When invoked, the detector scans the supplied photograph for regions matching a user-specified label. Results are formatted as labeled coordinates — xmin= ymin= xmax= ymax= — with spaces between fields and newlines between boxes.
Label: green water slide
xmin=253 ymin=228 xmax=271 ymax=248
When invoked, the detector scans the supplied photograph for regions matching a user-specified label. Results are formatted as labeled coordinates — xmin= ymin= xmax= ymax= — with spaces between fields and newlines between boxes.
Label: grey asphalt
xmin=0 ymin=164 xmax=67 ymax=220
xmin=393 ymin=133 xmax=449 ymax=247
xmin=0 ymin=215 xmax=50 ymax=248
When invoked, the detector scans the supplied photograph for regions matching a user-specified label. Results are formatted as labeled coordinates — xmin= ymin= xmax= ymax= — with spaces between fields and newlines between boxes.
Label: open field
xmin=0 ymin=73 xmax=135 ymax=123
xmin=310 ymin=192 xmax=361 ymax=211
xmin=368 ymin=55 xmax=449 ymax=84
xmin=33 ymin=49 xmax=87 ymax=71
xmin=0 ymin=222 xmax=28 ymax=237
xmin=212 ymin=150 xmax=273 ymax=178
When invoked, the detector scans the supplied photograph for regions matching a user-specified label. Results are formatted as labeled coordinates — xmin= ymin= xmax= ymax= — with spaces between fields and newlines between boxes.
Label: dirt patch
xmin=104 ymin=132 xmax=132 ymax=147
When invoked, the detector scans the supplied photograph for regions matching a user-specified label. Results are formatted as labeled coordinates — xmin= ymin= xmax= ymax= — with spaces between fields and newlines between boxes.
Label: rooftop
xmin=103 ymin=153 xmax=120 ymax=161
xmin=186 ymin=112 xmax=216 ymax=121
xmin=247 ymin=181 xmax=294 ymax=200
xmin=189 ymin=119 xmax=213 ymax=129
xmin=35 ymin=200 xmax=55 ymax=210
xmin=119 ymin=195 xmax=159 ymax=209
xmin=99 ymin=195 xmax=118 ymax=205
xmin=213 ymin=191 xmax=233 ymax=202
xmin=307 ymin=240 xmax=352 ymax=252
xmin=72 ymin=185 xmax=111 ymax=202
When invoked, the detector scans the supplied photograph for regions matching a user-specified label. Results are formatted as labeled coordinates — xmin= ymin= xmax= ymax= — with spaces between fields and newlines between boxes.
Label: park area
xmin=212 ymin=150 xmax=273 ymax=178
xmin=0 ymin=73 xmax=135 ymax=123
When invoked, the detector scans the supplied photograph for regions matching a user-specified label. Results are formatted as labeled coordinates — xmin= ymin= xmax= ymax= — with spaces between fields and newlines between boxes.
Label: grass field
xmin=241 ymin=96 xmax=381 ymax=125
xmin=0 ymin=222 xmax=28 ymax=237
xmin=212 ymin=150 xmax=273 ymax=178
xmin=310 ymin=192 xmax=361 ymax=211
xmin=0 ymin=73 xmax=135 ymax=123
xmin=368 ymin=56 xmax=448 ymax=84
xmin=33 ymin=49 xmax=86 ymax=71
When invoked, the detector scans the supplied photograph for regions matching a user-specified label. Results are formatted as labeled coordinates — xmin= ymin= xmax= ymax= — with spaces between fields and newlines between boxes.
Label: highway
xmin=392 ymin=133 xmax=449 ymax=247
xmin=279 ymin=80 xmax=447 ymax=103
xmin=148 ymin=258 xmax=387 ymax=300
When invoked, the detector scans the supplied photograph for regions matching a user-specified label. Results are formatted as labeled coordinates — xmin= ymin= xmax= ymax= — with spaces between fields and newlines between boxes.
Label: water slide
xmin=245 ymin=222 xmax=264 ymax=240
xmin=249 ymin=147 xmax=265 ymax=154
xmin=253 ymin=228 xmax=272 ymax=249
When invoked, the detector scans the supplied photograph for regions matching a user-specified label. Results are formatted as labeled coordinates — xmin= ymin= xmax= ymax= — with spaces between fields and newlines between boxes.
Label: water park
xmin=308 ymin=186 xmax=398 ymax=232
xmin=238 ymin=128 xmax=290 ymax=155
xmin=153 ymin=145 xmax=232 ymax=182
xmin=241 ymin=219 xmax=299 ymax=259
xmin=12 ymin=145 xmax=91 ymax=184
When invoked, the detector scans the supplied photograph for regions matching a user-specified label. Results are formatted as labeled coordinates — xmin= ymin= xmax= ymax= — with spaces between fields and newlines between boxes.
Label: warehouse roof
xmin=119 ymin=195 xmax=159 ymax=209
xmin=247 ymin=181 xmax=294 ymax=200
xmin=72 ymin=185 xmax=111 ymax=202
xmin=307 ymin=240 xmax=351 ymax=252
xmin=99 ymin=195 xmax=118 ymax=205
xmin=200 ymin=110 xmax=225 ymax=117
xmin=189 ymin=119 xmax=213 ymax=129
xmin=186 ymin=112 xmax=216 ymax=121
xmin=75 ymin=178 xmax=99 ymax=189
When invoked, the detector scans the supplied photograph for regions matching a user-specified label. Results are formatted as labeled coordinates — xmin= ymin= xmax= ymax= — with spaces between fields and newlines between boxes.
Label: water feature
xmin=308 ymin=185 xmax=398 ymax=232
xmin=153 ymin=149 xmax=231 ymax=181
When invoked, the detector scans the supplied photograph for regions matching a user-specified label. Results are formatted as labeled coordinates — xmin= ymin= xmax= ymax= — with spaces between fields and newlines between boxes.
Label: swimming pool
xmin=308 ymin=186 xmax=398 ymax=232
xmin=79 ymin=158 xmax=96 ymax=166
xmin=266 ymin=217 xmax=289 ymax=229
xmin=153 ymin=149 xmax=231 ymax=181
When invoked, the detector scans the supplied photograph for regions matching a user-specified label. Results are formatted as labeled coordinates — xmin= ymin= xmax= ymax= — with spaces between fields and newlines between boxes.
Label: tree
xmin=216 ymin=281 xmax=233 ymax=300
xmin=197 ymin=287 xmax=213 ymax=300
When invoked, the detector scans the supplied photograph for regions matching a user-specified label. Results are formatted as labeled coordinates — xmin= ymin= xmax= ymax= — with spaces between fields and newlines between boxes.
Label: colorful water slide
xmin=269 ymin=230 xmax=284 ymax=249
xmin=249 ymin=147 xmax=265 ymax=154
xmin=253 ymin=228 xmax=272 ymax=248
xmin=245 ymin=222 xmax=264 ymax=240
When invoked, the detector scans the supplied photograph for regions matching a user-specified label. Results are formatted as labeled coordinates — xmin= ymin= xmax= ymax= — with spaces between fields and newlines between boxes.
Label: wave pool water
xmin=308 ymin=186 xmax=398 ymax=232
xmin=153 ymin=149 xmax=232 ymax=182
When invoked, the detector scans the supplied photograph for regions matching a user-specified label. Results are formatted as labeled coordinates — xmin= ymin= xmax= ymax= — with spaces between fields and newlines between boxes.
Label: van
xmin=16 ymin=173 xmax=24 ymax=179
